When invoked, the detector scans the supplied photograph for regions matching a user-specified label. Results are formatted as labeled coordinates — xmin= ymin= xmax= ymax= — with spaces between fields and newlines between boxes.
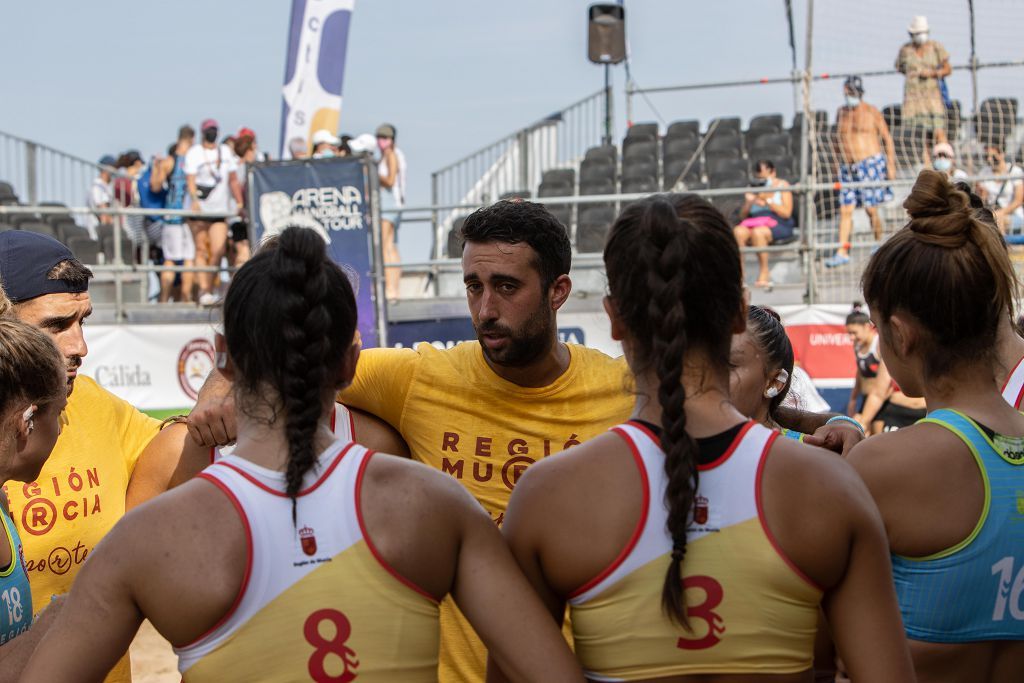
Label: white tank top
xmin=175 ymin=441 xmax=441 ymax=680
xmin=212 ymin=403 xmax=354 ymax=463
xmin=1002 ymin=355 xmax=1024 ymax=410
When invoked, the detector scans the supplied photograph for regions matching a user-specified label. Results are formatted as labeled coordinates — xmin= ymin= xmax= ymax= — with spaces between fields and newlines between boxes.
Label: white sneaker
xmin=198 ymin=292 xmax=220 ymax=307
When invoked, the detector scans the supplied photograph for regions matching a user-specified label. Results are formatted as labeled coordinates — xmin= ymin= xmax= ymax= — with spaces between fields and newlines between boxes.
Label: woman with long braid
xmin=493 ymin=194 xmax=913 ymax=681
xmin=848 ymin=171 xmax=1024 ymax=681
xmin=21 ymin=227 xmax=583 ymax=683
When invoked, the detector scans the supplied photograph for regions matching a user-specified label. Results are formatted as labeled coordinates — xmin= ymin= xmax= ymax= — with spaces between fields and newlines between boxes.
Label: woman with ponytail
xmin=849 ymin=170 xmax=1024 ymax=680
xmin=22 ymin=227 xmax=583 ymax=683
xmin=495 ymin=194 xmax=912 ymax=682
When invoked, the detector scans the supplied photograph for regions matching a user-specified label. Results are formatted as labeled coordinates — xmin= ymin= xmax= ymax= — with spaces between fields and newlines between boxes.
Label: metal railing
xmin=0 ymin=130 xmax=105 ymax=208
xmin=429 ymin=89 xmax=608 ymax=258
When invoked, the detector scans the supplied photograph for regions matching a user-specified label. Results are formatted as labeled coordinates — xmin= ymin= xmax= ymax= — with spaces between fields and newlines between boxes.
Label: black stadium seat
xmin=750 ymin=132 xmax=791 ymax=156
xmin=580 ymin=178 xmax=616 ymax=196
xmin=622 ymin=141 xmax=658 ymax=162
xmin=541 ymin=169 xmax=575 ymax=187
xmin=18 ymin=221 xmax=56 ymax=238
xmin=664 ymin=137 xmax=699 ymax=158
xmin=705 ymin=132 xmax=742 ymax=155
xmin=576 ymin=207 xmax=616 ymax=253
xmin=622 ymin=160 xmax=657 ymax=181
xmin=748 ymin=113 xmax=784 ymax=134
xmin=67 ymin=235 xmax=101 ymax=265
xmin=538 ymin=181 xmax=573 ymax=198
xmin=584 ymin=145 xmax=618 ymax=163
xmin=707 ymin=116 xmax=741 ymax=135
xmin=621 ymin=177 xmax=658 ymax=195
xmin=580 ymin=159 xmax=615 ymax=183
xmin=977 ymin=97 xmax=1018 ymax=147
xmin=626 ymin=122 xmax=659 ymax=139
xmin=882 ymin=104 xmax=902 ymax=130
xmin=707 ymin=157 xmax=748 ymax=179
xmin=666 ymin=120 xmax=700 ymax=140
xmin=893 ymin=127 xmax=929 ymax=170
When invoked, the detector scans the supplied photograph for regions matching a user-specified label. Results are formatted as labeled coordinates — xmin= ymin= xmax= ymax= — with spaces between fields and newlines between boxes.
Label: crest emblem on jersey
xmin=1017 ymin=493 xmax=1024 ymax=516
xmin=694 ymin=495 xmax=709 ymax=525
xmin=299 ymin=525 xmax=317 ymax=556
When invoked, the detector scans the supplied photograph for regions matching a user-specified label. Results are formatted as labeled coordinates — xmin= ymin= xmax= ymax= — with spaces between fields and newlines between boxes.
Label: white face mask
xmin=845 ymin=95 xmax=861 ymax=107
xmin=933 ymin=158 xmax=952 ymax=172
xmin=912 ymin=32 xmax=928 ymax=46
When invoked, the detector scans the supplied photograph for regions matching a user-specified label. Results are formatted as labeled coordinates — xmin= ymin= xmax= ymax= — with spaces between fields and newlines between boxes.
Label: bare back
xmin=503 ymin=425 xmax=912 ymax=682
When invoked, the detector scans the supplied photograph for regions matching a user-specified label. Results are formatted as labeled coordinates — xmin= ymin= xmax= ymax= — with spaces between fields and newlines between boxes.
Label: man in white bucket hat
xmin=895 ymin=15 xmax=952 ymax=145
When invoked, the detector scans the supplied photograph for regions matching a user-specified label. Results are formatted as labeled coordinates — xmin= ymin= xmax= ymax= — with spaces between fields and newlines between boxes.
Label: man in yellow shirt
xmin=339 ymin=200 xmax=632 ymax=681
xmin=0 ymin=231 xmax=209 ymax=682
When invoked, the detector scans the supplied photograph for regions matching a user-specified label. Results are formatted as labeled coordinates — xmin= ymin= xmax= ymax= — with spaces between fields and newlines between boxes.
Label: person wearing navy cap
xmin=0 ymin=231 xmax=210 ymax=682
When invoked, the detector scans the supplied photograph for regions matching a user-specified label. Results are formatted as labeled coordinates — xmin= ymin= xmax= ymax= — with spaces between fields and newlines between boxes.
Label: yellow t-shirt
xmin=3 ymin=375 xmax=160 ymax=682
xmin=340 ymin=341 xmax=633 ymax=682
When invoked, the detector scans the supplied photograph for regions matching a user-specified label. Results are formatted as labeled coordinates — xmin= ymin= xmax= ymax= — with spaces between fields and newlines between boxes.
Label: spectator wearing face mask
xmin=895 ymin=15 xmax=952 ymax=145
xmin=310 ymin=129 xmax=340 ymax=158
xmin=931 ymin=142 xmax=966 ymax=182
xmin=287 ymin=136 xmax=309 ymax=160
xmin=228 ymin=128 xmax=258 ymax=268
xmin=185 ymin=118 xmax=243 ymax=306
xmin=732 ymin=159 xmax=793 ymax=290
xmin=376 ymin=123 xmax=406 ymax=300
xmin=976 ymin=144 xmax=1024 ymax=235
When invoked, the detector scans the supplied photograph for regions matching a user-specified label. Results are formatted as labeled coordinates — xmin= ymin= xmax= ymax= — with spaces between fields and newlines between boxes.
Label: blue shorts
xmin=839 ymin=153 xmax=895 ymax=208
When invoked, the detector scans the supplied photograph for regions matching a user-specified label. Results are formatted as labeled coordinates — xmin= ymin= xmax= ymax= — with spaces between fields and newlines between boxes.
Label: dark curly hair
xmin=604 ymin=193 xmax=743 ymax=625
xmin=460 ymin=200 xmax=571 ymax=289
xmin=223 ymin=227 xmax=358 ymax=522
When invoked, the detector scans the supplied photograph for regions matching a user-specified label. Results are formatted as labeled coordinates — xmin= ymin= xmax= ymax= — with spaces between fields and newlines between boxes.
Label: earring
xmin=26 ymin=419 xmax=34 ymax=435
xmin=765 ymin=387 xmax=780 ymax=398
xmin=216 ymin=352 xmax=228 ymax=369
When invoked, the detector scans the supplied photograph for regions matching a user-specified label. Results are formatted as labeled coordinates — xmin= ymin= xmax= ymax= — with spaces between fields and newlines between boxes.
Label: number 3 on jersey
xmin=676 ymin=575 xmax=726 ymax=650
xmin=992 ymin=556 xmax=1024 ymax=621
xmin=304 ymin=609 xmax=360 ymax=682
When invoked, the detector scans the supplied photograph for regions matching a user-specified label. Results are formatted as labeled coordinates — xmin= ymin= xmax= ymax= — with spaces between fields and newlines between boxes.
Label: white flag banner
xmin=279 ymin=0 xmax=356 ymax=158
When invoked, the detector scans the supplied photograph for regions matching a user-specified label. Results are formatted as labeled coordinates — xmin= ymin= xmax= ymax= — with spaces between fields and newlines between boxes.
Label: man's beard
xmin=66 ymin=356 xmax=82 ymax=397
xmin=475 ymin=306 xmax=554 ymax=368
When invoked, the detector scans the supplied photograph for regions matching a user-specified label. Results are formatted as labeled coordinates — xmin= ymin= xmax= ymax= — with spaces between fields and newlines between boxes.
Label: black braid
xmin=644 ymin=203 xmax=701 ymax=625
xmin=605 ymin=194 xmax=744 ymax=627
xmin=223 ymin=226 xmax=357 ymax=526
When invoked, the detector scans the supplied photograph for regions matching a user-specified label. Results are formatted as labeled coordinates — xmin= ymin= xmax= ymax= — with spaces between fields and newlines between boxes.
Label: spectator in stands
xmin=113 ymin=150 xmax=146 ymax=255
xmin=895 ymin=15 xmax=951 ymax=145
xmin=931 ymin=141 xmax=966 ymax=181
xmin=976 ymin=144 xmax=1024 ymax=235
xmin=377 ymin=123 xmax=406 ymax=300
xmin=732 ymin=159 xmax=793 ymax=289
xmin=84 ymin=155 xmax=115 ymax=237
xmin=157 ymin=126 xmax=196 ymax=303
xmin=311 ymin=129 xmax=340 ymax=158
xmin=287 ymin=136 xmax=309 ymax=160
xmin=825 ymin=76 xmax=895 ymax=268
xmin=228 ymin=128 xmax=258 ymax=267
xmin=185 ymin=118 xmax=243 ymax=306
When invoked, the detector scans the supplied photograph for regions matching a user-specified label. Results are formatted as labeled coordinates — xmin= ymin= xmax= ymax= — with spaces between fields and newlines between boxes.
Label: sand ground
xmin=129 ymin=621 xmax=179 ymax=683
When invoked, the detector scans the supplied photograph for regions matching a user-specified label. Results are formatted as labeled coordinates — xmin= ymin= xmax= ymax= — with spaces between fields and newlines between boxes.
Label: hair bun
xmin=904 ymin=170 xmax=974 ymax=247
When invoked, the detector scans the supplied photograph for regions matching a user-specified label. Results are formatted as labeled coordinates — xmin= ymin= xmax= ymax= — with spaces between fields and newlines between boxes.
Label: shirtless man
xmin=825 ymin=76 xmax=897 ymax=268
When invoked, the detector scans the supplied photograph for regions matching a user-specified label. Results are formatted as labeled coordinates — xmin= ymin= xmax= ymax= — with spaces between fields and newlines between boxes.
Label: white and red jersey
xmin=176 ymin=441 xmax=440 ymax=681
xmin=212 ymin=403 xmax=355 ymax=463
xmin=1001 ymin=355 xmax=1024 ymax=410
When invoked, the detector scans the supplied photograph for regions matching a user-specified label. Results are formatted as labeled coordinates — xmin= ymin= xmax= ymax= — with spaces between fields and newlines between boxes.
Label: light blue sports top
xmin=0 ymin=503 xmax=32 ymax=645
xmin=892 ymin=409 xmax=1024 ymax=642
xmin=780 ymin=428 xmax=807 ymax=442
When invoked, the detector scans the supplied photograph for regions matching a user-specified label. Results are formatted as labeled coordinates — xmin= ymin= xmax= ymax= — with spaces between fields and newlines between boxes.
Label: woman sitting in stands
xmin=733 ymin=159 xmax=795 ymax=290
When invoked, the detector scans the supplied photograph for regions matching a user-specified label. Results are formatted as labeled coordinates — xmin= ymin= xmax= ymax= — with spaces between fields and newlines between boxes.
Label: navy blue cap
xmin=0 ymin=231 xmax=88 ymax=303
xmin=98 ymin=154 xmax=116 ymax=167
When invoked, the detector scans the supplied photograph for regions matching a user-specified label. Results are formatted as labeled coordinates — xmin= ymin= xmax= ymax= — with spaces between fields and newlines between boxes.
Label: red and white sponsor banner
xmin=80 ymin=306 xmax=855 ymax=411
xmin=773 ymin=305 xmax=856 ymax=387
xmin=82 ymin=324 xmax=217 ymax=411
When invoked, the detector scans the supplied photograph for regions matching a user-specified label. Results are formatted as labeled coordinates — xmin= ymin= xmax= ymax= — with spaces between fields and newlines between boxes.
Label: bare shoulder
xmin=349 ymin=408 xmax=409 ymax=456
xmin=361 ymin=451 xmax=481 ymax=518
xmin=767 ymin=436 xmax=874 ymax=510
xmin=847 ymin=422 xmax=949 ymax=484
xmin=513 ymin=432 xmax=629 ymax=505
